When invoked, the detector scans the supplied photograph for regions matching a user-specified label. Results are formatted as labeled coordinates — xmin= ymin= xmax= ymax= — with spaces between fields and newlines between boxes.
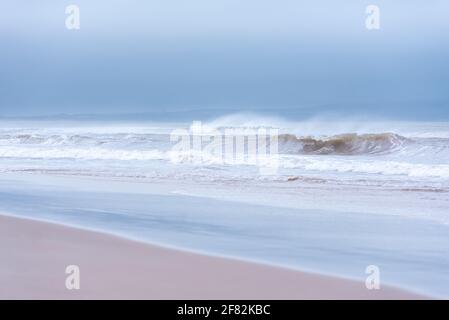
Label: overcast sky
xmin=1 ymin=1 xmax=448 ymax=119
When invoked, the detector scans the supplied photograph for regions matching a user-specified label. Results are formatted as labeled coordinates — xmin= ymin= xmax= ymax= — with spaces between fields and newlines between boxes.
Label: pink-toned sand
xmin=0 ymin=215 xmax=424 ymax=299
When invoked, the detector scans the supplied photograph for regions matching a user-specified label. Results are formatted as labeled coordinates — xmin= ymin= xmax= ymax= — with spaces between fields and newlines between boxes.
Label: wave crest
xmin=278 ymin=133 xmax=409 ymax=155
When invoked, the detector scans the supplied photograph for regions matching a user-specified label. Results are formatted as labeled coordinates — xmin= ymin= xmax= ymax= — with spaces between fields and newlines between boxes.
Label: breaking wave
xmin=277 ymin=133 xmax=409 ymax=155
xmin=0 ymin=130 xmax=446 ymax=160
xmin=0 ymin=122 xmax=448 ymax=180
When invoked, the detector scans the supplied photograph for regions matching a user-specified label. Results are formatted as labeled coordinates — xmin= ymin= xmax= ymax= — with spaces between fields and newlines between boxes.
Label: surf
xmin=277 ymin=132 xmax=409 ymax=155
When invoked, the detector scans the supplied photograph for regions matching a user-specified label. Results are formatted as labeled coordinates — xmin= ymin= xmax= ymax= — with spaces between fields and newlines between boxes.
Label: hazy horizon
xmin=1 ymin=1 xmax=448 ymax=120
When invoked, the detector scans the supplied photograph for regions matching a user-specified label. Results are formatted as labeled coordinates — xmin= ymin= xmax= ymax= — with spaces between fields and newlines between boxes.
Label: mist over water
xmin=1 ymin=1 xmax=449 ymax=119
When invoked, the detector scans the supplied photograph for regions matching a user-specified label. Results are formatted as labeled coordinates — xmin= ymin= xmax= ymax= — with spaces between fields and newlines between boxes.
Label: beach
xmin=0 ymin=120 xmax=448 ymax=299
xmin=0 ymin=170 xmax=448 ymax=298
xmin=0 ymin=214 xmax=423 ymax=299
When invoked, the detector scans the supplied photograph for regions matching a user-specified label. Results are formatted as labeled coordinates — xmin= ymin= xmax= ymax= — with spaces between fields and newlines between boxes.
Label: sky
xmin=0 ymin=1 xmax=448 ymax=120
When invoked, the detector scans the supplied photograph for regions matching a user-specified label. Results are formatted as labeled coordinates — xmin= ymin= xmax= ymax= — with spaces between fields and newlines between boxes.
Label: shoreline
xmin=0 ymin=209 xmax=383 ymax=284
xmin=0 ymin=214 xmax=426 ymax=299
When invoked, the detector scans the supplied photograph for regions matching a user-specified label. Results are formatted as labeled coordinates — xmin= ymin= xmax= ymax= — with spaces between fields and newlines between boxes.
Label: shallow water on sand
xmin=0 ymin=173 xmax=448 ymax=298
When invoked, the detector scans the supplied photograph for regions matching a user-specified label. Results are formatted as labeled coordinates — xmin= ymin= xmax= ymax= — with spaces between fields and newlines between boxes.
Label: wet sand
xmin=0 ymin=214 xmax=425 ymax=299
